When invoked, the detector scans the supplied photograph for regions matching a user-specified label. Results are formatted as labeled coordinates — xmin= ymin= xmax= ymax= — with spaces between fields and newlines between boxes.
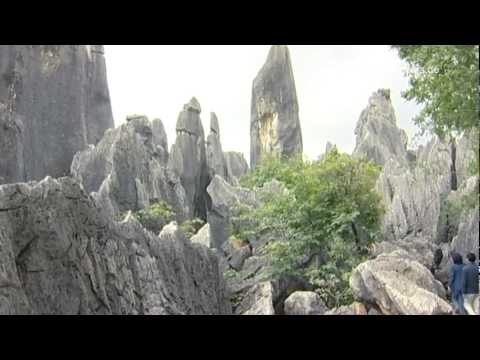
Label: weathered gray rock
xmin=206 ymin=113 xmax=227 ymax=180
xmin=376 ymin=135 xmax=454 ymax=242
xmin=169 ymin=98 xmax=209 ymax=219
xmin=224 ymin=152 xmax=249 ymax=186
xmin=152 ymin=118 xmax=169 ymax=164
xmin=371 ymin=235 xmax=437 ymax=268
xmin=455 ymin=130 xmax=478 ymax=188
xmin=350 ymin=250 xmax=452 ymax=315
xmin=71 ymin=115 xmax=189 ymax=221
xmin=0 ymin=45 xmax=114 ymax=185
xmin=284 ymin=291 xmax=327 ymax=315
xmin=234 ymin=281 xmax=276 ymax=315
xmin=250 ymin=45 xmax=303 ymax=169
xmin=0 ymin=177 xmax=231 ymax=315
xmin=206 ymin=175 xmax=257 ymax=249
xmin=353 ymin=89 xmax=408 ymax=167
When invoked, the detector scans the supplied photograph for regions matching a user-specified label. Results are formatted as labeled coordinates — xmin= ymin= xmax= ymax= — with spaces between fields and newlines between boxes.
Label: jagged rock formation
xmin=353 ymin=89 xmax=408 ymax=167
xmin=206 ymin=113 xmax=227 ymax=180
xmin=0 ymin=45 xmax=114 ymax=185
xmin=224 ymin=152 xmax=249 ymax=186
xmin=284 ymin=291 xmax=327 ymax=315
xmin=250 ymin=45 xmax=303 ymax=169
xmin=350 ymin=250 xmax=452 ymax=315
xmin=71 ymin=115 xmax=189 ymax=221
xmin=169 ymin=98 xmax=209 ymax=220
xmin=0 ymin=177 xmax=231 ymax=315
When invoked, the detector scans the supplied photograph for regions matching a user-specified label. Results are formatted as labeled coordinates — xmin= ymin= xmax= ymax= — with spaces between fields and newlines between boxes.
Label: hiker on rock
xmin=462 ymin=252 xmax=479 ymax=315
xmin=449 ymin=252 xmax=466 ymax=315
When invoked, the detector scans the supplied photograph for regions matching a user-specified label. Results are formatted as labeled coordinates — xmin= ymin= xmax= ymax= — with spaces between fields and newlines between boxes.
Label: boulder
xmin=0 ymin=45 xmax=114 ymax=185
xmin=350 ymin=250 xmax=452 ymax=315
xmin=0 ymin=177 xmax=231 ymax=315
xmin=250 ymin=45 xmax=303 ymax=169
xmin=234 ymin=281 xmax=276 ymax=315
xmin=284 ymin=291 xmax=327 ymax=315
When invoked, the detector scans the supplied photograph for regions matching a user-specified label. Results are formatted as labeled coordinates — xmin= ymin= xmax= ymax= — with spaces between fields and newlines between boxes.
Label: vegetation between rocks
xmin=235 ymin=150 xmax=384 ymax=308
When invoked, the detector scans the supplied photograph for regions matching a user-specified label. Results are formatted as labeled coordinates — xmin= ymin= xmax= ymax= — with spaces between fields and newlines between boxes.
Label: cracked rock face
xmin=250 ymin=45 xmax=303 ymax=169
xmin=0 ymin=177 xmax=231 ymax=315
xmin=353 ymin=89 xmax=408 ymax=167
xmin=168 ymin=98 xmax=209 ymax=220
xmin=284 ymin=291 xmax=327 ymax=315
xmin=71 ymin=115 xmax=189 ymax=221
xmin=0 ymin=45 xmax=114 ymax=185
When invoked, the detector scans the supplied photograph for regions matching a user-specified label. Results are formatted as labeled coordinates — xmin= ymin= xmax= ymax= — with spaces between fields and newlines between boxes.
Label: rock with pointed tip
xmin=71 ymin=116 xmax=189 ymax=221
xmin=250 ymin=45 xmax=303 ymax=169
xmin=224 ymin=152 xmax=249 ymax=186
xmin=206 ymin=113 xmax=227 ymax=180
xmin=353 ymin=89 xmax=408 ymax=167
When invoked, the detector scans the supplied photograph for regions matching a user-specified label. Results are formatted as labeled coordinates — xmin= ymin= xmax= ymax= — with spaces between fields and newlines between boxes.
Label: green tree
xmin=237 ymin=150 xmax=384 ymax=308
xmin=393 ymin=45 xmax=479 ymax=139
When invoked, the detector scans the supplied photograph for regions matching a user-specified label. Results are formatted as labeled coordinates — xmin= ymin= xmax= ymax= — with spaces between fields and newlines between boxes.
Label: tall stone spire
xmin=250 ymin=45 xmax=303 ymax=168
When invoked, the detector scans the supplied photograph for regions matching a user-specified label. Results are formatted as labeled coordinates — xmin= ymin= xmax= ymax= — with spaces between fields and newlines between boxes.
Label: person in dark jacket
xmin=449 ymin=252 xmax=466 ymax=314
xmin=462 ymin=252 xmax=479 ymax=315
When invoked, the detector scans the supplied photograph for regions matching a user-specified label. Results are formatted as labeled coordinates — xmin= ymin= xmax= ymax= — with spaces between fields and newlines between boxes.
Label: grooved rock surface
xmin=168 ymin=98 xmax=209 ymax=219
xmin=350 ymin=250 xmax=452 ymax=315
xmin=234 ymin=281 xmax=275 ymax=315
xmin=0 ymin=177 xmax=231 ymax=315
xmin=0 ymin=45 xmax=114 ymax=185
xmin=71 ymin=115 xmax=189 ymax=221
xmin=250 ymin=45 xmax=303 ymax=169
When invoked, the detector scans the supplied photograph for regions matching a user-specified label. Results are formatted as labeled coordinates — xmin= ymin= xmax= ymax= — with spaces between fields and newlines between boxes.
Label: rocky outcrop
xmin=169 ymin=98 xmax=209 ymax=220
xmin=224 ymin=152 xmax=249 ymax=186
xmin=284 ymin=291 xmax=327 ymax=315
xmin=0 ymin=45 xmax=114 ymax=185
xmin=353 ymin=89 xmax=408 ymax=167
xmin=71 ymin=115 xmax=189 ymax=221
xmin=350 ymin=250 xmax=452 ymax=315
xmin=250 ymin=45 xmax=303 ymax=169
xmin=0 ymin=176 xmax=231 ymax=315
xmin=353 ymin=90 xmax=458 ymax=244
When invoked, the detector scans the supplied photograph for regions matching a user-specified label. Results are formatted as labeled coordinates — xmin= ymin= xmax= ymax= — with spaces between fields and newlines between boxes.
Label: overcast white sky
xmin=105 ymin=45 xmax=424 ymax=162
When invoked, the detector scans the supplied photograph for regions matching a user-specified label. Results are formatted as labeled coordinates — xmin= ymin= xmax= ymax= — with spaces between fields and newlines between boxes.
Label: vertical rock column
xmin=250 ymin=45 xmax=303 ymax=169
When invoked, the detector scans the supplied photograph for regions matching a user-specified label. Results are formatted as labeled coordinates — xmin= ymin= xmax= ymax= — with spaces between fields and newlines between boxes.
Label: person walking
xmin=449 ymin=252 xmax=466 ymax=315
xmin=462 ymin=252 xmax=479 ymax=315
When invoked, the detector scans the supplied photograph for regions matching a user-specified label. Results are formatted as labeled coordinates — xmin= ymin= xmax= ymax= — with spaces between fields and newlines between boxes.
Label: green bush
xmin=132 ymin=201 xmax=175 ymax=234
xmin=237 ymin=150 xmax=384 ymax=308
xmin=179 ymin=218 xmax=205 ymax=238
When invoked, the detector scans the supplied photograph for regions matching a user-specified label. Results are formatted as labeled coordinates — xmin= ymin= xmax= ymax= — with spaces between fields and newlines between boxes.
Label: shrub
xmin=179 ymin=218 xmax=205 ymax=238
xmin=236 ymin=149 xmax=384 ymax=308
xmin=132 ymin=201 xmax=175 ymax=234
